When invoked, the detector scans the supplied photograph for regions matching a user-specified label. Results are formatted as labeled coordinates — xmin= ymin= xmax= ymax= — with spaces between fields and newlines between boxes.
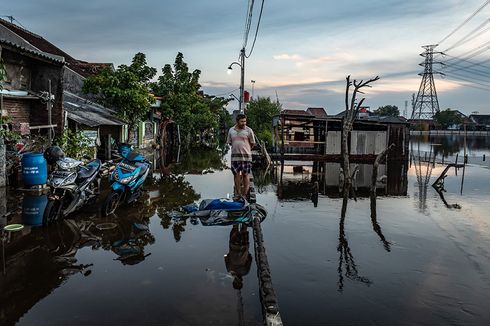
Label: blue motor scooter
xmin=102 ymin=144 xmax=151 ymax=216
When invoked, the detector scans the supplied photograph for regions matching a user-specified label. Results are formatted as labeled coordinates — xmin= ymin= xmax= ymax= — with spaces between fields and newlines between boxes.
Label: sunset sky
xmin=3 ymin=0 xmax=490 ymax=115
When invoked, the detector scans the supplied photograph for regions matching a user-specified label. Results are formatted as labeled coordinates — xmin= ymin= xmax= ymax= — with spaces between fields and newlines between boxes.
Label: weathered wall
xmin=27 ymin=54 xmax=64 ymax=133
xmin=2 ymin=97 xmax=31 ymax=122
xmin=1 ymin=47 xmax=64 ymax=132
xmin=63 ymin=67 xmax=85 ymax=96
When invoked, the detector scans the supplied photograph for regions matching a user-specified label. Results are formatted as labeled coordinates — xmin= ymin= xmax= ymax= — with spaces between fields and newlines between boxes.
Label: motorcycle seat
xmin=135 ymin=162 xmax=150 ymax=177
xmin=125 ymin=151 xmax=146 ymax=162
xmin=77 ymin=159 xmax=101 ymax=180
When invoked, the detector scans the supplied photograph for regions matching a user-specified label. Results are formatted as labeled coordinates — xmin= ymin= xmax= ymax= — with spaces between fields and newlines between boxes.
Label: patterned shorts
xmin=231 ymin=161 xmax=252 ymax=175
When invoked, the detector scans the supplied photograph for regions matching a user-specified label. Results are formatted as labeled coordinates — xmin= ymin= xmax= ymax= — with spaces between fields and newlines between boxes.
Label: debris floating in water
xmin=3 ymin=224 xmax=24 ymax=232
xmin=96 ymin=222 xmax=118 ymax=230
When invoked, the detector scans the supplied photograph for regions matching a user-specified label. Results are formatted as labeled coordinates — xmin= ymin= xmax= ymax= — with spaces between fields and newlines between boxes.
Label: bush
xmin=55 ymin=129 xmax=93 ymax=159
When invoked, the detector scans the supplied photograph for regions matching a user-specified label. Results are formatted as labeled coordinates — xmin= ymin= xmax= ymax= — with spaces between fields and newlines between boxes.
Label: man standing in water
xmin=227 ymin=113 xmax=256 ymax=199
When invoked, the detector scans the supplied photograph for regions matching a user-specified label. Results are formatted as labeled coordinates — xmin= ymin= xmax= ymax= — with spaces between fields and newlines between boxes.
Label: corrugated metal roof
xmin=0 ymin=19 xmax=111 ymax=77
xmin=64 ymin=91 xmax=127 ymax=127
xmin=0 ymin=38 xmax=64 ymax=64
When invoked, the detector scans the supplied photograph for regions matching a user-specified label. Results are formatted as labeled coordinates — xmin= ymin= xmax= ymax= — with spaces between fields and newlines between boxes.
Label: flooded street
xmin=2 ymin=137 xmax=490 ymax=325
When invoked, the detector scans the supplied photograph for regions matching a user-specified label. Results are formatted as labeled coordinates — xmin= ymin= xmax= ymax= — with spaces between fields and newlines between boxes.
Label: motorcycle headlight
xmin=120 ymin=175 xmax=136 ymax=185
xmin=57 ymin=158 xmax=82 ymax=170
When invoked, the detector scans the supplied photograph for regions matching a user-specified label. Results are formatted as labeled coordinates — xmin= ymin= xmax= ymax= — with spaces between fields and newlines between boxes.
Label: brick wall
xmin=3 ymin=97 xmax=31 ymax=123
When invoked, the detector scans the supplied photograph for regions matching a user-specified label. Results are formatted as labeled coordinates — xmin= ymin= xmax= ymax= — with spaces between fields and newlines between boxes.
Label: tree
xmin=152 ymin=52 xmax=230 ymax=144
xmin=434 ymin=109 xmax=463 ymax=129
xmin=341 ymin=75 xmax=379 ymax=215
xmin=246 ymin=96 xmax=282 ymax=146
xmin=83 ymin=52 xmax=157 ymax=139
xmin=374 ymin=105 xmax=399 ymax=117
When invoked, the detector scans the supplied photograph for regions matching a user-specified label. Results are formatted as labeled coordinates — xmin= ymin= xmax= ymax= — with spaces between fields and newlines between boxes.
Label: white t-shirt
xmin=227 ymin=126 xmax=256 ymax=162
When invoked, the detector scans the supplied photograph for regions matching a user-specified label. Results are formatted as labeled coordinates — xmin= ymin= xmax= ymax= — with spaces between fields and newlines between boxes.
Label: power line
xmin=442 ymin=53 xmax=490 ymax=71
xmin=443 ymin=18 xmax=490 ymax=52
xmin=443 ymin=73 xmax=490 ymax=91
xmin=212 ymin=87 xmax=240 ymax=97
xmin=444 ymin=42 xmax=490 ymax=63
xmin=442 ymin=59 xmax=490 ymax=78
xmin=245 ymin=0 xmax=265 ymax=58
xmin=438 ymin=0 xmax=490 ymax=45
xmin=444 ymin=69 xmax=490 ymax=85
xmin=242 ymin=0 xmax=255 ymax=50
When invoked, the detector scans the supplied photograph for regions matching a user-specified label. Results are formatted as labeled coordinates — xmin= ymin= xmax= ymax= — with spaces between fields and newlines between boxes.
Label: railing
xmin=411 ymin=150 xmax=490 ymax=167
xmin=410 ymin=130 xmax=489 ymax=136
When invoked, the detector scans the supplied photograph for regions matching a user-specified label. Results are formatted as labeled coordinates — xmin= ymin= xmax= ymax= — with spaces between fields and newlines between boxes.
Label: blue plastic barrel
xmin=22 ymin=193 xmax=48 ymax=226
xmin=21 ymin=152 xmax=48 ymax=186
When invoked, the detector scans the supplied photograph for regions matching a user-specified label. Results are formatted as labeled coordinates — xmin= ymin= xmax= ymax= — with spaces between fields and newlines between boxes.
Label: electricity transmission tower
xmin=411 ymin=45 xmax=443 ymax=120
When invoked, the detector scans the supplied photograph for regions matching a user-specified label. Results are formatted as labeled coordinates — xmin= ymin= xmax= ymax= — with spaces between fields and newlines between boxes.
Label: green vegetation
xmin=83 ymin=53 xmax=157 ymax=139
xmin=55 ymin=129 xmax=92 ymax=159
xmin=434 ymin=109 xmax=463 ymax=129
xmin=0 ymin=116 xmax=20 ymax=141
xmin=246 ymin=96 xmax=281 ymax=146
xmin=152 ymin=52 xmax=231 ymax=144
xmin=374 ymin=105 xmax=400 ymax=117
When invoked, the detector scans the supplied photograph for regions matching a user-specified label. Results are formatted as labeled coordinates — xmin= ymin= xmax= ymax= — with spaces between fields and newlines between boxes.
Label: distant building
xmin=469 ymin=114 xmax=490 ymax=130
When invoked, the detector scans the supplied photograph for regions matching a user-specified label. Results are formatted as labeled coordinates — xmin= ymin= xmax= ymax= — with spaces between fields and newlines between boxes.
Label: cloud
xmin=273 ymin=54 xmax=302 ymax=61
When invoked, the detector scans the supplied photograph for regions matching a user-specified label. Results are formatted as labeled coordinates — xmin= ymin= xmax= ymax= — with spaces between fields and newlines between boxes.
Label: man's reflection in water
xmin=224 ymin=223 xmax=252 ymax=326
xmin=225 ymin=224 xmax=252 ymax=290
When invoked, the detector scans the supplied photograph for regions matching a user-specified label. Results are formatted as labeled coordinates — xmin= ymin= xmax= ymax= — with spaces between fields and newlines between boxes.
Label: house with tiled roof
xmin=0 ymin=18 xmax=129 ymax=155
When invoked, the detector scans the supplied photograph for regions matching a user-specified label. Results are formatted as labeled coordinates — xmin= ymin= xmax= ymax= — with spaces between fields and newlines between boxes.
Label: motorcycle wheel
xmin=43 ymin=200 xmax=62 ymax=226
xmin=102 ymin=191 xmax=120 ymax=217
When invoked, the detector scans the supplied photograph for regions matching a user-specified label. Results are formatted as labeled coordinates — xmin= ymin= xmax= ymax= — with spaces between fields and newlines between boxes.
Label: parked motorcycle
xmin=102 ymin=144 xmax=151 ymax=216
xmin=43 ymin=156 xmax=104 ymax=225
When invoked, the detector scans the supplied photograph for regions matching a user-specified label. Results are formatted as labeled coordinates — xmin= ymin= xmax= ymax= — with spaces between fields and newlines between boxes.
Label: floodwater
xmin=1 ymin=138 xmax=490 ymax=325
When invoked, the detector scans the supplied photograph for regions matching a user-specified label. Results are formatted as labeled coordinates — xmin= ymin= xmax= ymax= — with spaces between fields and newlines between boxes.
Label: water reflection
xmin=337 ymin=198 xmax=372 ymax=292
xmin=370 ymin=198 xmax=391 ymax=252
xmin=98 ymin=218 xmax=155 ymax=265
xmin=268 ymin=157 xmax=409 ymax=202
xmin=224 ymin=224 xmax=251 ymax=326
xmin=159 ymin=145 xmax=228 ymax=175
xmin=225 ymin=224 xmax=252 ymax=290
xmin=412 ymin=134 xmax=490 ymax=157
xmin=0 ymin=220 xmax=95 ymax=325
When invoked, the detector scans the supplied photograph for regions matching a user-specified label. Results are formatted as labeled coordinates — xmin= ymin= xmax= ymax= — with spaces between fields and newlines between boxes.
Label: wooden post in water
xmin=249 ymin=175 xmax=283 ymax=326
xmin=461 ymin=123 xmax=467 ymax=195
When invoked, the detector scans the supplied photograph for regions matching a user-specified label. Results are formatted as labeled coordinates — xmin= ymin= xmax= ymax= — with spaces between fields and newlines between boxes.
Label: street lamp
xmin=229 ymin=93 xmax=240 ymax=102
xmin=228 ymin=48 xmax=245 ymax=113
xmin=251 ymin=80 xmax=255 ymax=100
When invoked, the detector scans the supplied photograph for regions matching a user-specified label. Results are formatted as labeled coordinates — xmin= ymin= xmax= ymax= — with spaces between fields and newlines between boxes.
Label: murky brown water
xmin=1 ymin=139 xmax=490 ymax=325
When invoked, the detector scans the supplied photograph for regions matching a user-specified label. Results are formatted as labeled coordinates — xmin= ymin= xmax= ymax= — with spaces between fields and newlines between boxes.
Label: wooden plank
xmin=29 ymin=124 xmax=57 ymax=130
xmin=270 ymin=153 xmax=402 ymax=163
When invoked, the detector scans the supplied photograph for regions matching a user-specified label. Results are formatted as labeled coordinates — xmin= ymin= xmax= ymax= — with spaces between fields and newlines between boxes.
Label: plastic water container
xmin=22 ymin=193 xmax=48 ymax=226
xmin=22 ymin=152 xmax=48 ymax=186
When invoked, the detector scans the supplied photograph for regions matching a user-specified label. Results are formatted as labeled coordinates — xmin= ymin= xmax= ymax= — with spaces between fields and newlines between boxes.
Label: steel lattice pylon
xmin=411 ymin=45 xmax=442 ymax=120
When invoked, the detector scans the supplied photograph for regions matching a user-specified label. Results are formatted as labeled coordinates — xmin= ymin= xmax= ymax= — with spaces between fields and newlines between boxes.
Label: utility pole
xmin=228 ymin=48 xmax=246 ymax=114
xmin=251 ymin=80 xmax=255 ymax=99
xmin=411 ymin=45 xmax=443 ymax=121
xmin=239 ymin=48 xmax=245 ymax=114
xmin=48 ymin=80 xmax=53 ymax=145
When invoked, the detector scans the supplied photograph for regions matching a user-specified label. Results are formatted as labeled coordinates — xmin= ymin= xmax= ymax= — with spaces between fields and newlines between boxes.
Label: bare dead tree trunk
xmin=341 ymin=75 xmax=379 ymax=203
xmin=370 ymin=143 xmax=394 ymax=203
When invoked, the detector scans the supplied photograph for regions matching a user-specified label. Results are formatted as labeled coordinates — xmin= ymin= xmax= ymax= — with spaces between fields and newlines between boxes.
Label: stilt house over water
xmin=271 ymin=108 xmax=410 ymax=196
